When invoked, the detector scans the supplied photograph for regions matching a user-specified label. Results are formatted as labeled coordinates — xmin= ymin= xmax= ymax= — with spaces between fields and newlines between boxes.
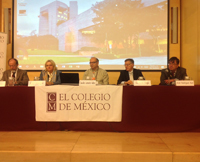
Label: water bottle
xmin=8 ymin=77 xmax=15 ymax=86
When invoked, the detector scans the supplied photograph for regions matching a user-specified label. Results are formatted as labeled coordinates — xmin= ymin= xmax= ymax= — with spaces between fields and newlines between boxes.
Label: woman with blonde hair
xmin=39 ymin=60 xmax=61 ymax=85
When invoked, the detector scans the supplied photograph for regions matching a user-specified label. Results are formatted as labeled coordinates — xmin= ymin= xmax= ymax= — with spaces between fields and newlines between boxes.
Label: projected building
xmin=38 ymin=0 xmax=96 ymax=53
xmin=39 ymin=0 xmax=167 ymax=54
xmin=58 ymin=8 xmax=97 ymax=53
xmin=38 ymin=1 xmax=78 ymax=37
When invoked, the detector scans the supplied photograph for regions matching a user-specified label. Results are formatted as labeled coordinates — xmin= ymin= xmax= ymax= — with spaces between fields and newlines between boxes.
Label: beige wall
xmin=1 ymin=0 xmax=182 ymax=85
xmin=181 ymin=0 xmax=200 ymax=84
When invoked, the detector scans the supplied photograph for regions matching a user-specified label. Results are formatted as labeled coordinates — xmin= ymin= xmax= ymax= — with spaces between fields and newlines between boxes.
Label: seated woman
xmin=40 ymin=60 xmax=61 ymax=85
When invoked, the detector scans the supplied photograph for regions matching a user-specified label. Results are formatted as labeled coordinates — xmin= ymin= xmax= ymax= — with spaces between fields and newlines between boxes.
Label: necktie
xmin=12 ymin=72 xmax=16 ymax=78
xmin=129 ymin=72 xmax=134 ymax=82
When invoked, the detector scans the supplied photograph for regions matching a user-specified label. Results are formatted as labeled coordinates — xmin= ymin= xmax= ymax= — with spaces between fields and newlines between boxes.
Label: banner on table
xmin=0 ymin=33 xmax=7 ymax=79
xmin=35 ymin=86 xmax=123 ymax=122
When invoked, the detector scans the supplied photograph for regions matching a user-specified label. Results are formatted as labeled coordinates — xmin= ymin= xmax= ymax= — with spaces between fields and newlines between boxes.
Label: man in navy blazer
xmin=117 ymin=58 xmax=144 ymax=85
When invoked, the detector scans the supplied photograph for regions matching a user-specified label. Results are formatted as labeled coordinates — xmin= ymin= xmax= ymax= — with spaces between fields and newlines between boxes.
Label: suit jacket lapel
xmin=15 ymin=69 xmax=20 ymax=81
xmin=133 ymin=69 xmax=137 ymax=80
xmin=175 ymin=67 xmax=180 ymax=78
xmin=8 ymin=70 xmax=12 ymax=77
xmin=125 ymin=71 xmax=130 ymax=80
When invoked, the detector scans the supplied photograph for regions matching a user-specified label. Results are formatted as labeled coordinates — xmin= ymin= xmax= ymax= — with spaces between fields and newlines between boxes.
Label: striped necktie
xmin=12 ymin=72 xmax=16 ymax=78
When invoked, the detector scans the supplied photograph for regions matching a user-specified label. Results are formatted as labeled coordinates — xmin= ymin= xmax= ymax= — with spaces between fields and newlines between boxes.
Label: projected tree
xmin=92 ymin=0 xmax=167 ymax=57
xmin=146 ymin=2 xmax=168 ymax=54
xmin=92 ymin=0 xmax=146 ymax=56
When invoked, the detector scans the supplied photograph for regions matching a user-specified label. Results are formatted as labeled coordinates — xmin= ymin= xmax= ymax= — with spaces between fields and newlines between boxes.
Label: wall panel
xmin=181 ymin=0 xmax=199 ymax=83
xmin=169 ymin=0 xmax=181 ymax=59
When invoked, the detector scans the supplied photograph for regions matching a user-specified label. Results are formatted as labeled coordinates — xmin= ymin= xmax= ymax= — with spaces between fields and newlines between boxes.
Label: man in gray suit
xmin=160 ymin=57 xmax=187 ymax=85
xmin=1 ymin=58 xmax=29 ymax=85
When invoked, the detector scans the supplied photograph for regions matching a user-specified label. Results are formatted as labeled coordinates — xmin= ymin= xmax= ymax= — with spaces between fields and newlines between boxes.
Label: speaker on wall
xmin=171 ymin=7 xmax=178 ymax=44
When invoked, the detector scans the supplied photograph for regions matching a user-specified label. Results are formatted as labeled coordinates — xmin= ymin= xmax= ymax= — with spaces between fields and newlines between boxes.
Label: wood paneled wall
xmin=0 ymin=0 xmax=2 ymax=32
xmin=181 ymin=0 xmax=200 ymax=84
xmin=169 ymin=0 xmax=181 ymax=59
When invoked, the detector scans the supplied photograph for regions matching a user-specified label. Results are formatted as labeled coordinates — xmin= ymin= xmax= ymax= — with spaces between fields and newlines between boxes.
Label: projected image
xmin=14 ymin=0 xmax=168 ymax=70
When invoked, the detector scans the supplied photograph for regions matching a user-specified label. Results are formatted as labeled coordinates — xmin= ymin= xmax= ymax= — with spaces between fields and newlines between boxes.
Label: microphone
xmin=165 ymin=68 xmax=169 ymax=74
xmin=165 ymin=68 xmax=170 ymax=85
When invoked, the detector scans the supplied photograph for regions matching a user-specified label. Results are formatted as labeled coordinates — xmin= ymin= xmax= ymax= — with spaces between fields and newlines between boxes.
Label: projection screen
xmin=13 ymin=0 xmax=168 ymax=70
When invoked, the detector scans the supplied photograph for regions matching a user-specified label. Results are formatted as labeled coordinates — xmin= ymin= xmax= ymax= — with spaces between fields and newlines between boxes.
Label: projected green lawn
xmin=18 ymin=50 xmax=90 ymax=64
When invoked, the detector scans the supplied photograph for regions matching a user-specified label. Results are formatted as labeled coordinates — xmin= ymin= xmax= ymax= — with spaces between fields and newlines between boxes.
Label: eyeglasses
xmin=89 ymin=61 xmax=97 ymax=64
xmin=124 ymin=63 xmax=133 ymax=66
xmin=168 ymin=63 xmax=178 ymax=66
xmin=9 ymin=65 xmax=17 ymax=67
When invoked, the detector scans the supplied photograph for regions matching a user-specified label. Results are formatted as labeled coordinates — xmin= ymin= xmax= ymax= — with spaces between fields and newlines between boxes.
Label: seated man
xmin=1 ymin=58 xmax=29 ymax=85
xmin=160 ymin=57 xmax=187 ymax=85
xmin=117 ymin=58 xmax=144 ymax=85
xmin=83 ymin=57 xmax=109 ymax=85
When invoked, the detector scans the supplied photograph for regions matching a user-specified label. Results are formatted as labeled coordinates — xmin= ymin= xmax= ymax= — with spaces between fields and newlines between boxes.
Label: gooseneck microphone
xmin=165 ymin=69 xmax=170 ymax=85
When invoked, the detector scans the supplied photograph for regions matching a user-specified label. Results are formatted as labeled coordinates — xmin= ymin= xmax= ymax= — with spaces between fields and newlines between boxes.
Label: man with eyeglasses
xmin=82 ymin=57 xmax=109 ymax=85
xmin=1 ymin=58 xmax=29 ymax=85
xmin=117 ymin=58 xmax=144 ymax=85
xmin=160 ymin=57 xmax=187 ymax=85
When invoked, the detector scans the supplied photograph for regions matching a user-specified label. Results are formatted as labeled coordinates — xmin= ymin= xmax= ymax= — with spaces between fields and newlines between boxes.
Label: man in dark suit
xmin=117 ymin=58 xmax=144 ymax=85
xmin=1 ymin=58 xmax=29 ymax=85
xmin=160 ymin=57 xmax=187 ymax=85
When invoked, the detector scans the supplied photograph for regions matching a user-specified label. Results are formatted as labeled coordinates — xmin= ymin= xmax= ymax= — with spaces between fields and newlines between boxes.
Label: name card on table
xmin=28 ymin=81 xmax=46 ymax=87
xmin=134 ymin=80 xmax=151 ymax=86
xmin=176 ymin=80 xmax=194 ymax=86
xmin=0 ymin=81 xmax=6 ymax=87
xmin=79 ymin=80 xmax=97 ymax=86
